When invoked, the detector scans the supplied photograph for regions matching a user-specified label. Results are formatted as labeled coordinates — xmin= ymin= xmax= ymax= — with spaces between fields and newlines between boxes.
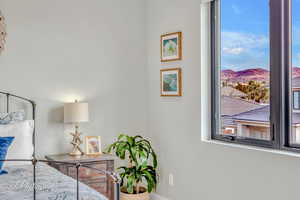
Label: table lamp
xmin=64 ymin=100 xmax=89 ymax=156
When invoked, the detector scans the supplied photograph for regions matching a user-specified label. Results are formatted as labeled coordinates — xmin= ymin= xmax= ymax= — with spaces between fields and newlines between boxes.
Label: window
xmin=291 ymin=0 xmax=300 ymax=145
xmin=293 ymin=91 xmax=300 ymax=110
xmin=211 ymin=0 xmax=296 ymax=151
xmin=218 ymin=0 xmax=271 ymax=141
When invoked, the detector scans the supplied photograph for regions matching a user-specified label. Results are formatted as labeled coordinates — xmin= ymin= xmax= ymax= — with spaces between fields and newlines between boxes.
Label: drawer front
xmin=87 ymin=179 xmax=107 ymax=194
xmin=68 ymin=163 xmax=107 ymax=181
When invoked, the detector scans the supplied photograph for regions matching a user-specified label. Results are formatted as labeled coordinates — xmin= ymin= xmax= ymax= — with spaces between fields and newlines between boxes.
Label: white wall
xmin=0 ymin=0 xmax=148 ymax=157
xmin=146 ymin=0 xmax=300 ymax=200
xmin=2 ymin=1 xmax=300 ymax=200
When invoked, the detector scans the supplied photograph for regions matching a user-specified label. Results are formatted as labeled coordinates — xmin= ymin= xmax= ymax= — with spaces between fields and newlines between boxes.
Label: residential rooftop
xmin=221 ymin=86 xmax=247 ymax=97
xmin=233 ymin=106 xmax=300 ymax=124
xmin=293 ymin=77 xmax=300 ymax=88
xmin=221 ymin=96 xmax=264 ymax=128
xmin=221 ymin=96 xmax=262 ymax=116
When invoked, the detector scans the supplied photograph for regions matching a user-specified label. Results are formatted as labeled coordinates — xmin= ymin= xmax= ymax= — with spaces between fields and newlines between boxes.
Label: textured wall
xmin=0 ymin=0 xmax=148 ymax=157
xmin=145 ymin=0 xmax=300 ymax=200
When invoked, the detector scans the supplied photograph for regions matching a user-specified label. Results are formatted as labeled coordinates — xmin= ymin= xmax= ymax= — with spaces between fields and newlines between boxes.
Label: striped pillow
xmin=0 ymin=110 xmax=25 ymax=125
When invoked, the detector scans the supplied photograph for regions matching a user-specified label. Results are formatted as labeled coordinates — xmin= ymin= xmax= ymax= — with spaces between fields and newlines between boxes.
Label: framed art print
xmin=160 ymin=68 xmax=182 ymax=97
xmin=85 ymin=136 xmax=102 ymax=155
xmin=161 ymin=32 xmax=182 ymax=62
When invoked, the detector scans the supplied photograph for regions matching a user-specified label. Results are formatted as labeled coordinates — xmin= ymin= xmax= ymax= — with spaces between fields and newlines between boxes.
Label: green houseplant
xmin=106 ymin=134 xmax=158 ymax=200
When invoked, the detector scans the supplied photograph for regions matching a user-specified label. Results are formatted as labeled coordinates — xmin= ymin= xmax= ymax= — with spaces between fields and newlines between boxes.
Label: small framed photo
xmin=160 ymin=68 xmax=182 ymax=97
xmin=161 ymin=32 xmax=182 ymax=62
xmin=85 ymin=136 xmax=102 ymax=155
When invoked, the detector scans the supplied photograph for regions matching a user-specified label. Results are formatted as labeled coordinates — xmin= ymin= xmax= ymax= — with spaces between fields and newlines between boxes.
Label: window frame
xmin=211 ymin=0 xmax=293 ymax=151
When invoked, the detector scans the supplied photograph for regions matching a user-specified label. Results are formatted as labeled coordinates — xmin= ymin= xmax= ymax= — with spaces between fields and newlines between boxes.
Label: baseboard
xmin=151 ymin=193 xmax=169 ymax=200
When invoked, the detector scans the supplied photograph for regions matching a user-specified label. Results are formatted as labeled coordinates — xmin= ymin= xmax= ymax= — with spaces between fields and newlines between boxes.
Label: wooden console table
xmin=45 ymin=154 xmax=115 ymax=200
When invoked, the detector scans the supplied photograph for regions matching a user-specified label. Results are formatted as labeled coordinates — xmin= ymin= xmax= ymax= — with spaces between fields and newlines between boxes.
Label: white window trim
xmin=199 ymin=1 xmax=300 ymax=158
xmin=200 ymin=2 xmax=212 ymax=142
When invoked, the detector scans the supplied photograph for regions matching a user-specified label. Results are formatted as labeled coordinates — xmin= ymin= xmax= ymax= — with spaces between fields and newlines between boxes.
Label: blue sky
xmin=221 ymin=0 xmax=300 ymax=71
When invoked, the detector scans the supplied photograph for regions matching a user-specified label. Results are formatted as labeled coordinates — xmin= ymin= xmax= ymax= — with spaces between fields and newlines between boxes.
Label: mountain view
xmin=221 ymin=67 xmax=300 ymax=83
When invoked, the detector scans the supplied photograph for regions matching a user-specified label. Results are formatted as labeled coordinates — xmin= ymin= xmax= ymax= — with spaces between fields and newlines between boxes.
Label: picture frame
xmin=85 ymin=136 xmax=102 ymax=155
xmin=160 ymin=32 xmax=182 ymax=62
xmin=160 ymin=68 xmax=182 ymax=97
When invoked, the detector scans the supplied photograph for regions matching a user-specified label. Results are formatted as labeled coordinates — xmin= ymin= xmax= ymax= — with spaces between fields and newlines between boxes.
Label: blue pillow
xmin=0 ymin=137 xmax=14 ymax=175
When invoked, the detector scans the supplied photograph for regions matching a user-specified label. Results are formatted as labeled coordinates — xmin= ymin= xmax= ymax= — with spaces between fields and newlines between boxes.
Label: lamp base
xmin=69 ymin=125 xmax=84 ymax=156
xmin=69 ymin=149 xmax=83 ymax=156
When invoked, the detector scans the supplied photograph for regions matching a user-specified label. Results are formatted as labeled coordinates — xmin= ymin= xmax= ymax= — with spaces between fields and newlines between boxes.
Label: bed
xmin=0 ymin=92 xmax=121 ymax=200
xmin=0 ymin=163 xmax=107 ymax=200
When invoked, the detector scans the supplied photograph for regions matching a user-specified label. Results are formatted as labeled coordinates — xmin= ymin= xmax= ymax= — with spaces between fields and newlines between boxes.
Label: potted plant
xmin=106 ymin=134 xmax=158 ymax=200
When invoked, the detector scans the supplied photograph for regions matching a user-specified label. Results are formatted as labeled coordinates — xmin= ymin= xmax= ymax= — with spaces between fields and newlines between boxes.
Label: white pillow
xmin=0 ymin=120 xmax=34 ymax=166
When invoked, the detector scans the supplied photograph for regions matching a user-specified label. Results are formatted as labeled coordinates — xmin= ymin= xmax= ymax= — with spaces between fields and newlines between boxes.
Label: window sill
xmin=202 ymin=138 xmax=300 ymax=158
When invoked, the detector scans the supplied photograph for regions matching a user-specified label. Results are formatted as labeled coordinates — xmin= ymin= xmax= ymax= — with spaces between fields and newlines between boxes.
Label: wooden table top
xmin=45 ymin=153 xmax=116 ymax=163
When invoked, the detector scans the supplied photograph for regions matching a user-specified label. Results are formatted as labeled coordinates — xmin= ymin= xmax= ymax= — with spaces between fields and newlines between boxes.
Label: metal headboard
xmin=0 ymin=91 xmax=120 ymax=200
xmin=0 ymin=91 xmax=36 ymax=157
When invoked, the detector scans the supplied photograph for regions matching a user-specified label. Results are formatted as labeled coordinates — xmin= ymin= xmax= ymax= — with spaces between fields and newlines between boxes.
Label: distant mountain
xmin=292 ymin=67 xmax=300 ymax=78
xmin=221 ymin=69 xmax=236 ymax=79
xmin=221 ymin=67 xmax=300 ymax=83
xmin=221 ymin=68 xmax=269 ymax=82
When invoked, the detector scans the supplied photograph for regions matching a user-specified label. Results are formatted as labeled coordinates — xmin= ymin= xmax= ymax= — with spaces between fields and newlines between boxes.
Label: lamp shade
xmin=64 ymin=102 xmax=89 ymax=123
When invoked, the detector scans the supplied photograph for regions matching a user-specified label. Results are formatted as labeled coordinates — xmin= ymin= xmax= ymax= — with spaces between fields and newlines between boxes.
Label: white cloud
xmin=222 ymin=47 xmax=245 ymax=55
xmin=221 ymin=31 xmax=269 ymax=70
xmin=221 ymin=31 xmax=268 ymax=51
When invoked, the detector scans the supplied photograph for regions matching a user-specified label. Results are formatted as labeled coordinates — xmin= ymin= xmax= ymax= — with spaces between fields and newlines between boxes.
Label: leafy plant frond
xmin=106 ymin=134 xmax=158 ymax=194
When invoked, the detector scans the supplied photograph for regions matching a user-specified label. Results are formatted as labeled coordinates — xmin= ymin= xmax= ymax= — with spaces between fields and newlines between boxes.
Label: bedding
xmin=0 ymin=120 xmax=34 ymax=166
xmin=0 ymin=163 xmax=108 ymax=200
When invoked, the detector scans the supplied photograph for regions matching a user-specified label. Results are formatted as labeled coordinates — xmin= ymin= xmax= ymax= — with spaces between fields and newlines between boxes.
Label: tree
xmin=235 ymin=81 xmax=269 ymax=103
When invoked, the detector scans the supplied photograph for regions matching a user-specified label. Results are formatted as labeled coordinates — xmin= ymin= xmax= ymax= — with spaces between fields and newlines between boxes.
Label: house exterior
xmin=233 ymin=106 xmax=271 ymax=140
xmin=221 ymin=96 xmax=263 ymax=135
xmin=293 ymin=77 xmax=300 ymax=110
xmin=233 ymin=106 xmax=300 ymax=142
xmin=227 ymin=77 xmax=300 ymax=143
